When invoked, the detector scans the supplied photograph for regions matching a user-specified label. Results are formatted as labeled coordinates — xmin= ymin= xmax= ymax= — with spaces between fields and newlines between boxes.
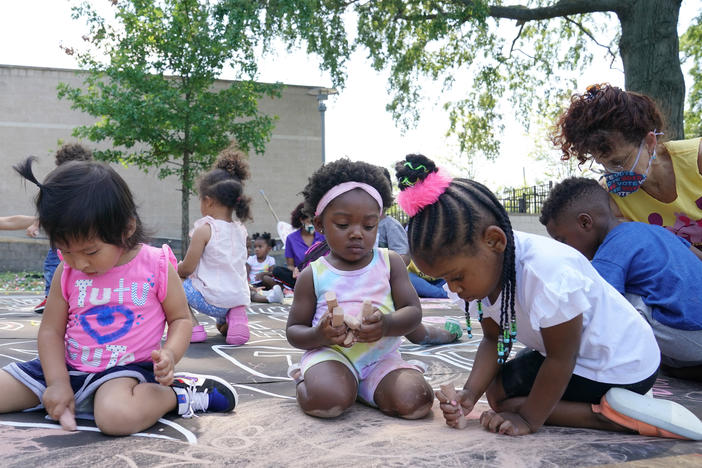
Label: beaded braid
xmin=396 ymin=154 xmax=517 ymax=364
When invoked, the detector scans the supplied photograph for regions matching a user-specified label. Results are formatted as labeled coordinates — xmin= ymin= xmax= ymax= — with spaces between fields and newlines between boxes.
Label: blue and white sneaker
xmin=172 ymin=372 xmax=238 ymax=418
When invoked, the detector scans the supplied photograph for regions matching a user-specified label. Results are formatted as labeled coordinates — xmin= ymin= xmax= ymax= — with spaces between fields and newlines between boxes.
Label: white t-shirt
xmin=247 ymin=254 xmax=276 ymax=284
xmin=471 ymin=231 xmax=660 ymax=384
xmin=189 ymin=216 xmax=251 ymax=308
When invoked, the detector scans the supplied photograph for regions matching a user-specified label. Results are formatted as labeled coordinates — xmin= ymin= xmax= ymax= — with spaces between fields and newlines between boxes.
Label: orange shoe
xmin=592 ymin=388 xmax=702 ymax=440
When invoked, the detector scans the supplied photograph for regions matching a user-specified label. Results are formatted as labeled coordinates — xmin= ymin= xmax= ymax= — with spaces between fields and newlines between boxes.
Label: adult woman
xmin=265 ymin=202 xmax=324 ymax=289
xmin=552 ymin=83 xmax=702 ymax=250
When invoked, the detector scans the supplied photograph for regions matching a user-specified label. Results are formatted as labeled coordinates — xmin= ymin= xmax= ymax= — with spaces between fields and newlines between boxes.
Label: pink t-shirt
xmin=61 ymin=244 xmax=176 ymax=372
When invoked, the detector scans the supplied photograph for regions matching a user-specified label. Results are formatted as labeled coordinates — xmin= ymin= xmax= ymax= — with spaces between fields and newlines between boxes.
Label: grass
xmin=0 ymin=271 xmax=44 ymax=293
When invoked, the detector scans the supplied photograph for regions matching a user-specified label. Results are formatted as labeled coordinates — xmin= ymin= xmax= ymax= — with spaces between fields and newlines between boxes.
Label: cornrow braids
xmin=396 ymin=155 xmax=517 ymax=364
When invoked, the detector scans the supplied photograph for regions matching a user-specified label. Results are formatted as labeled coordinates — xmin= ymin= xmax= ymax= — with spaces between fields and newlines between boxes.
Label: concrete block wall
xmin=0 ymin=236 xmax=48 ymax=272
xmin=0 ymin=65 xmax=324 ymax=242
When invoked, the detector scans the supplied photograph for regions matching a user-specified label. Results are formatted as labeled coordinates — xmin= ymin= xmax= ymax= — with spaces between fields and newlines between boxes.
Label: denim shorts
xmin=4 ymin=359 xmax=156 ymax=414
xmin=501 ymin=349 xmax=659 ymax=404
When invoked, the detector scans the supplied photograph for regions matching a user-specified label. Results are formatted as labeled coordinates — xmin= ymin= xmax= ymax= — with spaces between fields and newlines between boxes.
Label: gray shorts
xmin=626 ymin=293 xmax=702 ymax=368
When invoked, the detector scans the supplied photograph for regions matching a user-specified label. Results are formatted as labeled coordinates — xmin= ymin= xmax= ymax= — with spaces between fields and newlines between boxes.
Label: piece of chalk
xmin=59 ymin=408 xmax=77 ymax=432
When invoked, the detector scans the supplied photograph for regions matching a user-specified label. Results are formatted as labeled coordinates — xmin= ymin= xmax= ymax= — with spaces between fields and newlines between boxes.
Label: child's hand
xmin=43 ymin=382 xmax=76 ymax=430
xmin=479 ymin=410 xmax=533 ymax=436
xmin=317 ymin=312 xmax=349 ymax=346
xmin=435 ymin=388 xmax=475 ymax=429
xmin=292 ymin=267 xmax=301 ymax=279
xmin=356 ymin=309 xmax=385 ymax=343
xmin=151 ymin=348 xmax=176 ymax=386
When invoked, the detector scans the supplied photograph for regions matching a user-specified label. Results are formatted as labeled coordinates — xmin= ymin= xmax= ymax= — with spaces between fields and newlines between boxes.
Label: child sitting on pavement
xmin=247 ymin=232 xmax=283 ymax=304
xmin=178 ymin=148 xmax=252 ymax=346
xmin=2 ymin=157 xmax=237 ymax=435
xmin=540 ymin=177 xmax=702 ymax=381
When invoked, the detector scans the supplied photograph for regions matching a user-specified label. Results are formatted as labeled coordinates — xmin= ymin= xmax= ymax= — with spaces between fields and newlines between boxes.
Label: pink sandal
xmin=226 ymin=306 xmax=250 ymax=346
xmin=190 ymin=324 xmax=207 ymax=343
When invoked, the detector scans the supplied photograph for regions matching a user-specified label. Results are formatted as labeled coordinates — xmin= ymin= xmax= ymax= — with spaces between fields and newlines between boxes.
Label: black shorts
xmin=500 ymin=349 xmax=659 ymax=404
xmin=272 ymin=265 xmax=296 ymax=289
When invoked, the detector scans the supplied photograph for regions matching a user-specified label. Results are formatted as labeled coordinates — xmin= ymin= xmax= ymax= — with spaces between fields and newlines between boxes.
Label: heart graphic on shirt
xmin=79 ymin=305 xmax=135 ymax=345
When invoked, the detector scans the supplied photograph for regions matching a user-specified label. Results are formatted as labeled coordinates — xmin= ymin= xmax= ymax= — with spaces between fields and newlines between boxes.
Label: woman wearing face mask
xmin=552 ymin=83 xmax=702 ymax=251
xmin=267 ymin=202 xmax=325 ymax=290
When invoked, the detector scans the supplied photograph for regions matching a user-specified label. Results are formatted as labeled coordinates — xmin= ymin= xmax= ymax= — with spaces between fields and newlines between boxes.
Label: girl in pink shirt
xmin=1 ymin=157 xmax=237 ymax=436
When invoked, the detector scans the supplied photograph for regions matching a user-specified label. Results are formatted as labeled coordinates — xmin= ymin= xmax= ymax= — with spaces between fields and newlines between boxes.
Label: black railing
xmin=384 ymin=181 xmax=554 ymax=224
xmin=386 ymin=204 xmax=409 ymax=226
xmin=498 ymin=182 xmax=553 ymax=214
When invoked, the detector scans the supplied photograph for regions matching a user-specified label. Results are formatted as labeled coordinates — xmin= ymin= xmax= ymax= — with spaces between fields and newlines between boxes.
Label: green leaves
xmin=681 ymin=11 xmax=702 ymax=138
xmin=59 ymin=0 xmax=282 ymax=246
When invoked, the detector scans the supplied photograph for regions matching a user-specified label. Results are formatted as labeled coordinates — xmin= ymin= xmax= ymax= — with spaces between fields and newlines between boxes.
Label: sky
xmin=0 ymin=1 xmax=698 ymax=191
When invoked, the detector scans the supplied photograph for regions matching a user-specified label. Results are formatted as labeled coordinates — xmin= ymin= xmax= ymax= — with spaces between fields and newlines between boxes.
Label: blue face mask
xmin=304 ymin=224 xmax=315 ymax=234
xmin=601 ymin=140 xmax=657 ymax=197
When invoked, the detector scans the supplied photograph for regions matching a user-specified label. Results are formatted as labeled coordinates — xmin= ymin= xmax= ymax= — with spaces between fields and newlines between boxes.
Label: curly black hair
xmin=252 ymin=231 xmax=275 ymax=248
xmin=290 ymin=202 xmax=309 ymax=229
xmin=539 ymin=177 xmax=609 ymax=226
xmin=55 ymin=143 xmax=93 ymax=166
xmin=301 ymin=158 xmax=393 ymax=218
xmin=198 ymin=148 xmax=252 ymax=221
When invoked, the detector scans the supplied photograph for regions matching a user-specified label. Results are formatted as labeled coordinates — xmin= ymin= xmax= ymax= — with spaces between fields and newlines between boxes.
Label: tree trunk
xmin=616 ymin=0 xmax=685 ymax=139
xmin=181 ymin=150 xmax=191 ymax=255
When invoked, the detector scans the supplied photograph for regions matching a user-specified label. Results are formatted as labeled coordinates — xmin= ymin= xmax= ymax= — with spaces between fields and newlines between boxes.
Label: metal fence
xmin=386 ymin=204 xmax=409 ymax=226
xmin=498 ymin=182 xmax=553 ymax=214
xmin=385 ymin=181 xmax=554 ymax=225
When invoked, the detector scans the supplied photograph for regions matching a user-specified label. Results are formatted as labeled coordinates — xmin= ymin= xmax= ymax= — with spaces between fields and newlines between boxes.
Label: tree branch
xmin=509 ymin=23 xmax=525 ymax=56
xmin=487 ymin=0 xmax=626 ymax=21
xmin=563 ymin=16 xmax=618 ymax=65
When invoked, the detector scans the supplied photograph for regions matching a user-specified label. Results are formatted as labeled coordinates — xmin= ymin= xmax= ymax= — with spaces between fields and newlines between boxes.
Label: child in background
xmin=2 ymin=158 xmax=237 ymax=435
xmin=0 ymin=215 xmax=36 ymax=232
xmin=247 ymin=232 xmax=284 ymax=304
xmin=286 ymin=158 xmax=434 ymax=419
xmin=540 ymin=177 xmax=702 ymax=381
xmin=32 ymin=143 xmax=95 ymax=314
xmin=178 ymin=149 xmax=252 ymax=346
xmin=396 ymin=154 xmax=699 ymax=440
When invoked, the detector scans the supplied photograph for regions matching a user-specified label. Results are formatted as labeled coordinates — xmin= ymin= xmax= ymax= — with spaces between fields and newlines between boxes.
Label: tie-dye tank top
xmin=310 ymin=248 xmax=402 ymax=370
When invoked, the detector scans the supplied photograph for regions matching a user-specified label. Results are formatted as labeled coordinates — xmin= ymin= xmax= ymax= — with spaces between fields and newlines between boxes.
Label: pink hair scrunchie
xmin=397 ymin=168 xmax=453 ymax=217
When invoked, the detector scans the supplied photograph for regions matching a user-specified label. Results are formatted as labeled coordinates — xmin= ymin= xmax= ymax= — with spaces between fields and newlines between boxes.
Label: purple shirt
xmin=285 ymin=229 xmax=325 ymax=268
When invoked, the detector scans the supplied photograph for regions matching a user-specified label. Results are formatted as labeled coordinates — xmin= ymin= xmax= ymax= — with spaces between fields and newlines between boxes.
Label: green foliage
xmin=681 ymin=12 xmax=702 ymax=138
xmin=58 ymin=0 xmax=282 ymax=244
xmin=224 ymin=1 xmax=694 ymax=161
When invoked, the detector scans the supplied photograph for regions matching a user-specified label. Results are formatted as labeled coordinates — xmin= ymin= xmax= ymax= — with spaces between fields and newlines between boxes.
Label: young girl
xmin=2 ymin=158 xmax=237 ymax=436
xmin=286 ymin=159 xmax=434 ymax=419
xmin=246 ymin=232 xmax=275 ymax=285
xmin=395 ymin=154 xmax=699 ymax=439
xmin=177 ymin=150 xmax=252 ymax=346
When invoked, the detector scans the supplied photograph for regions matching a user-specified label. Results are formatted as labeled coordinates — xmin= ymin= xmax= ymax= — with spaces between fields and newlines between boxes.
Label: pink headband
xmin=397 ymin=168 xmax=453 ymax=217
xmin=315 ymin=182 xmax=383 ymax=216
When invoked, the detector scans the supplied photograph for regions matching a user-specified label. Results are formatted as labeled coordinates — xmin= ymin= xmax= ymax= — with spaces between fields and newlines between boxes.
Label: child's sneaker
xmin=191 ymin=324 xmax=208 ymax=343
xmin=443 ymin=318 xmax=463 ymax=341
xmin=226 ymin=306 xmax=250 ymax=346
xmin=592 ymin=387 xmax=702 ymax=440
xmin=172 ymin=372 xmax=238 ymax=418
xmin=267 ymin=285 xmax=284 ymax=304
xmin=34 ymin=297 xmax=47 ymax=314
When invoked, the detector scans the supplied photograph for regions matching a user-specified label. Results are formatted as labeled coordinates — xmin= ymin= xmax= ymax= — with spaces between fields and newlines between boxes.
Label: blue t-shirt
xmin=592 ymin=222 xmax=702 ymax=330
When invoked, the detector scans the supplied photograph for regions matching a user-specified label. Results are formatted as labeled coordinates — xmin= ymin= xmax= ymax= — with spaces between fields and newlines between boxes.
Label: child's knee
xmin=94 ymin=400 xmax=143 ymax=436
xmin=298 ymin=384 xmax=356 ymax=418
xmin=378 ymin=374 xmax=434 ymax=419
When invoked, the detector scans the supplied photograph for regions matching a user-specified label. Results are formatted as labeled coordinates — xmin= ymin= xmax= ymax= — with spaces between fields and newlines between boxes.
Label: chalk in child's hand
xmin=59 ymin=407 xmax=77 ymax=432
xmin=440 ymin=382 xmax=469 ymax=429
